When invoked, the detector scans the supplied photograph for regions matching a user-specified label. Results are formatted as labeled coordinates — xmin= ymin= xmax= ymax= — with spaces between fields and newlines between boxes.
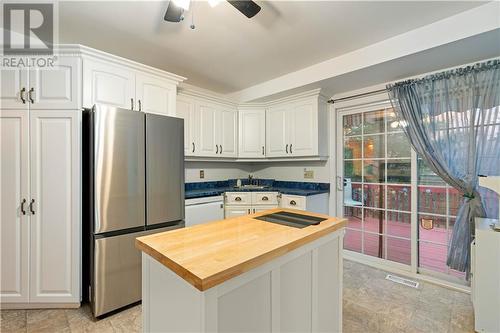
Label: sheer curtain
xmin=387 ymin=59 xmax=500 ymax=273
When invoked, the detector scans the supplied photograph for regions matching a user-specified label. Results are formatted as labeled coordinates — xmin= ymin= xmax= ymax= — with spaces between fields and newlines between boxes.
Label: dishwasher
xmin=185 ymin=195 xmax=224 ymax=227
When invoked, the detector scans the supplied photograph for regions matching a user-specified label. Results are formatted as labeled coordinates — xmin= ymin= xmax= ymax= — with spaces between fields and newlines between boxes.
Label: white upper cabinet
xmin=266 ymin=93 xmax=327 ymax=158
xmin=83 ymin=58 xmax=135 ymax=110
xmin=198 ymin=103 xmax=218 ymax=156
xmin=239 ymin=109 xmax=265 ymax=158
xmin=289 ymin=99 xmax=317 ymax=157
xmin=135 ymin=73 xmax=176 ymax=116
xmin=177 ymin=96 xmax=198 ymax=156
xmin=0 ymin=68 xmax=29 ymax=109
xmin=83 ymin=58 xmax=180 ymax=114
xmin=0 ymin=110 xmax=30 ymax=303
xmin=218 ymin=108 xmax=238 ymax=158
xmin=29 ymin=111 xmax=80 ymax=303
xmin=1 ymin=58 xmax=80 ymax=110
xmin=179 ymin=93 xmax=238 ymax=159
xmin=29 ymin=57 xmax=81 ymax=110
xmin=266 ymin=105 xmax=288 ymax=157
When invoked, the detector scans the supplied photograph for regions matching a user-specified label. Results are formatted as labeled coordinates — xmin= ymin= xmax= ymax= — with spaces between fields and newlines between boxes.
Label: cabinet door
xmin=280 ymin=194 xmax=306 ymax=210
xmin=225 ymin=206 xmax=251 ymax=219
xmin=289 ymin=101 xmax=317 ymax=157
xmin=136 ymin=73 xmax=176 ymax=116
xmin=0 ymin=110 xmax=30 ymax=302
xmin=83 ymin=58 xmax=135 ymax=109
xmin=239 ymin=109 xmax=265 ymax=158
xmin=30 ymin=110 xmax=80 ymax=302
xmin=29 ymin=57 xmax=81 ymax=110
xmin=198 ymin=103 xmax=217 ymax=156
xmin=177 ymin=96 xmax=198 ymax=156
xmin=0 ymin=68 xmax=29 ymax=109
xmin=219 ymin=109 xmax=238 ymax=158
xmin=266 ymin=106 xmax=288 ymax=157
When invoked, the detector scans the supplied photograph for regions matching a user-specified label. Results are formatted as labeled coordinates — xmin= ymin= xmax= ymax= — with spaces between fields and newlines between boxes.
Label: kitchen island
xmin=136 ymin=208 xmax=346 ymax=333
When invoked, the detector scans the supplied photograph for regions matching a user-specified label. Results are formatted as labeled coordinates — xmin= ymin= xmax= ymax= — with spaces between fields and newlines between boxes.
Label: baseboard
xmin=0 ymin=302 xmax=81 ymax=310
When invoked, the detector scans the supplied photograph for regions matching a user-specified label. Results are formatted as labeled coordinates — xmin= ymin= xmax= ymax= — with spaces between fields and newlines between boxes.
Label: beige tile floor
xmin=1 ymin=260 xmax=473 ymax=333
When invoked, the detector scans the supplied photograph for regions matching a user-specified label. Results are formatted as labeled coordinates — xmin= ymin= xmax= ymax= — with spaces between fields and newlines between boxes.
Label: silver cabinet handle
xmin=286 ymin=144 xmax=289 ymax=153
xmin=192 ymin=142 xmax=195 ymax=153
xmin=220 ymin=145 xmax=223 ymax=154
xmin=262 ymin=196 xmax=269 ymax=201
xmin=216 ymin=145 xmax=219 ymax=154
xmin=235 ymin=197 xmax=242 ymax=202
xmin=290 ymin=144 xmax=293 ymax=154
xmin=290 ymin=200 xmax=297 ymax=206
xmin=29 ymin=88 xmax=35 ymax=104
xmin=21 ymin=199 xmax=26 ymax=215
xmin=138 ymin=100 xmax=142 ymax=111
xmin=130 ymin=98 xmax=134 ymax=110
xmin=262 ymin=146 xmax=264 ymax=155
xmin=29 ymin=199 xmax=35 ymax=215
xmin=20 ymin=87 xmax=26 ymax=104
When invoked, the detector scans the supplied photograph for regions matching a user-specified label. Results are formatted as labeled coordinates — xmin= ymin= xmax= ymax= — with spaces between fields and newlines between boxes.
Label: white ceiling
xmin=59 ymin=1 xmax=486 ymax=94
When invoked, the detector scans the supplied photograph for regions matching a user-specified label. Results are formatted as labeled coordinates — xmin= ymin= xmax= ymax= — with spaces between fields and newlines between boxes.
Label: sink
xmin=234 ymin=185 xmax=269 ymax=190
xmin=255 ymin=211 xmax=327 ymax=229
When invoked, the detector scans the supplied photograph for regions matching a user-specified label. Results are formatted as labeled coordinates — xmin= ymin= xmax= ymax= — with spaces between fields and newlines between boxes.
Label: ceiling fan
xmin=164 ymin=0 xmax=261 ymax=23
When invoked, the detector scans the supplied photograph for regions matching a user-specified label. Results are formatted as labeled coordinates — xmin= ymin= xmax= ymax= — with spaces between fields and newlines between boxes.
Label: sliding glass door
xmin=337 ymin=102 xmax=466 ymax=284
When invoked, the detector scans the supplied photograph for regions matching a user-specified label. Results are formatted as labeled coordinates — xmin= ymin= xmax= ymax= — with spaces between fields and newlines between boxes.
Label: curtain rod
xmin=327 ymin=88 xmax=388 ymax=104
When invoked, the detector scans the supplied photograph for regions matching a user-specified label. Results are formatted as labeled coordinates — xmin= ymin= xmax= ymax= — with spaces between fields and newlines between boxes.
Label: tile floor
xmin=1 ymin=260 xmax=473 ymax=333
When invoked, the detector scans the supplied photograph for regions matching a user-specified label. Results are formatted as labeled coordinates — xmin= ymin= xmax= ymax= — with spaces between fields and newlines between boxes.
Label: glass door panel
xmin=340 ymin=105 xmax=468 ymax=284
xmin=341 ymin=107 xmax=412 ymax=267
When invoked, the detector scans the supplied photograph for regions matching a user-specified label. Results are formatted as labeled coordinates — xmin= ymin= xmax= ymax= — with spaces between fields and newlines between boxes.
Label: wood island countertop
xmin=135 ymin=208 xmax=346 ymax=291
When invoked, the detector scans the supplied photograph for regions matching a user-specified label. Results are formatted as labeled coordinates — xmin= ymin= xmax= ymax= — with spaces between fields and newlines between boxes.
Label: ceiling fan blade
xmin=227 ymin=1 xmax=261 ymax=18
xmin=164 ymin=1 xmax=184 ymax=22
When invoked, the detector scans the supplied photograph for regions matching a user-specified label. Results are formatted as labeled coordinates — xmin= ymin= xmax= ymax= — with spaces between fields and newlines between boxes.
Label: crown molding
xmin=178 ymin=83 xmax=238 ymax=108
xmin=52 ymin=44 xmax=186 ymax=84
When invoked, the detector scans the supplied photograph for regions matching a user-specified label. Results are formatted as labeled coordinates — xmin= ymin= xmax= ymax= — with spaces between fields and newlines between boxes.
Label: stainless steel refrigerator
xmin=82 ymin=105 xmax=184 ymax=317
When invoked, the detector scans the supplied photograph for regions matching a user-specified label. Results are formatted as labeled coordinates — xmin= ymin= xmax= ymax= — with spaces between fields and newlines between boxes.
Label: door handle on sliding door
xmin=336 ymin=176 xmax=343 ymax=191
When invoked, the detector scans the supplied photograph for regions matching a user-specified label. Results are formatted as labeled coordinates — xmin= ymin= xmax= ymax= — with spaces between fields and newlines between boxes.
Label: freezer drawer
xmin=92 ymin=225 xmax=181 ymax=317
xmin=146 ymin=114 xmax=184 ymax=226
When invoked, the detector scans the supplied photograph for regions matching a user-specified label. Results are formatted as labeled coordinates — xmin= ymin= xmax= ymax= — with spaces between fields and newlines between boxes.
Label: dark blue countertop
xmin=185 ymin=179 xmax=330 ymax=199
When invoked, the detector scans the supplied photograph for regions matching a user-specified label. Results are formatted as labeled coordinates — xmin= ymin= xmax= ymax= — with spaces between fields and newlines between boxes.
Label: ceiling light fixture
xmin=208 ymin=0 xmax=224 ymax=7
xmin=172 ymin=0 xmax=190 ymax=10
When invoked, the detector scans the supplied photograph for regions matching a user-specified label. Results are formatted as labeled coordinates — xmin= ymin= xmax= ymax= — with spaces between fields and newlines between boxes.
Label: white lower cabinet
xmin=0 ymin=109 xmax=80 ymax=305
xmin=280 ymin=193 xmax=329 ymax=215
xmin=224 ymin=192 xmax=279 ymax=218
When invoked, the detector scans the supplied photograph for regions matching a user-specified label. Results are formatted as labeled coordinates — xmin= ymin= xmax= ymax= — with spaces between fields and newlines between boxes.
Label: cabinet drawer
xmin=252 ymin=192 xmax=279 ymax=206
xmin=225 ymin=192 xmax=252 ymax=205
xmin=280 ymin=194 xmax=306 ymax=210
xmin=252 ymin=205 xmax=278 ymax=214
xmin=225 ymin=206 xmax=252 ymax=218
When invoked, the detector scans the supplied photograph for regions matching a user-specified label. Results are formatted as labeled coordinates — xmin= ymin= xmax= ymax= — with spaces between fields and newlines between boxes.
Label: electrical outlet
xmin=304 ymin=170 xmax=314 ymax=179
xmin=199 ymin=170 xmax=205 ymax=179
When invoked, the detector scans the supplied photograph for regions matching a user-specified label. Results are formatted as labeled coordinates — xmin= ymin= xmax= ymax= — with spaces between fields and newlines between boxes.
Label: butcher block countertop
xmin=135 ymin=208 xmax=346 ymax=291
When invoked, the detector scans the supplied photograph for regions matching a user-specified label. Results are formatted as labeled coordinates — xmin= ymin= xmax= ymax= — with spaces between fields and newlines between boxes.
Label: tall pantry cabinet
xmin=0 ymin=57 xmax=81 ymax=305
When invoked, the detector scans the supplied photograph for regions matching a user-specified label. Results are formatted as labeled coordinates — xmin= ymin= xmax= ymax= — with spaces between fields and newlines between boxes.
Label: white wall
xmin=185 ymin=162 xmax=253 ymax=183
xmin=185 ymin=160 xmax=331 ymax=183
xmin=251 ymin=160 xmax=331 ymax=183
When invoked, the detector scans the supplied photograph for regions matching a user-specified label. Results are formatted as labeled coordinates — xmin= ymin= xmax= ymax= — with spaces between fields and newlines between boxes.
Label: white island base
xmin=141 ymin=230 xmax=344 ymax=333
